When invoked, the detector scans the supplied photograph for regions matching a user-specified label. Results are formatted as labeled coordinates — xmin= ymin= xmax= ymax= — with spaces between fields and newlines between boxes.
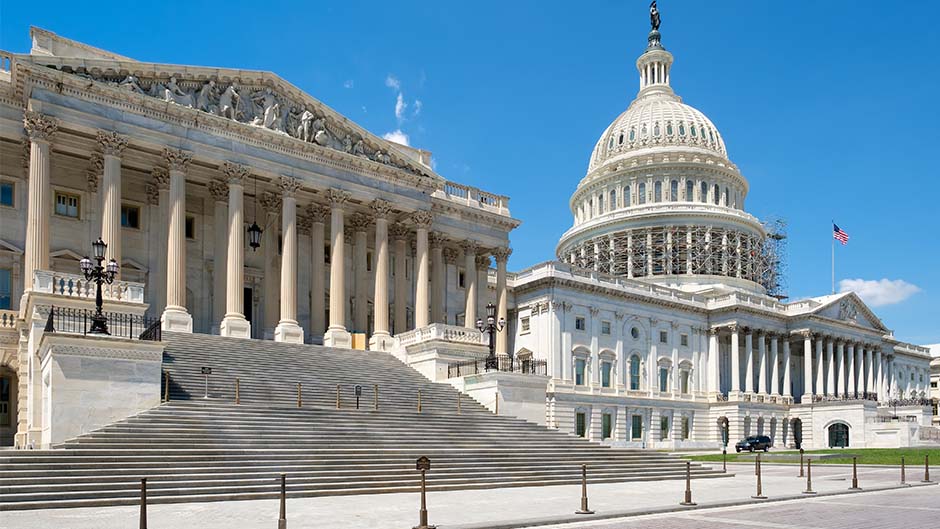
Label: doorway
xmin=828 ymin=422 xmax=849 ymax=448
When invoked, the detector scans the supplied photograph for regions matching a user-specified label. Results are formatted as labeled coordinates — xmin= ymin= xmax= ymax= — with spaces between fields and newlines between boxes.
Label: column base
xmin=801 ymin=393 xmax=814 ymax=404
xmin=161 ymin=307 xmax=193 ymax=333
xmin=274 ymin=320 xmax=304 ymax=344
xmin=220 ymin=315 xmax=251 ymax=339
xmin=368 ymin=332 xmax=395 ymax=352
xmin=323 ymin=327 xmax=351 ymax=349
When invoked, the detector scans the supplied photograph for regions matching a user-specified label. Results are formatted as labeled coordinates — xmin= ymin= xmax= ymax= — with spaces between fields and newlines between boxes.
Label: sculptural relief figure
xmin=342 ymin=135 xmax=353 ymax=153
xmin=218 ymin=84 xmax=240 ymax=120
xmin=353 ymin=139 xmax=366 ymax=157
xmin=294 ymin=109 xmax=312 ymax=141
xmin=196 ymin=80 xmax=218 ymax=113
xmin=251 ymin=88 xmax=281 ymax=130
xmin=314 ymin=129 xmax=330 ymax=146
xmin=650 ymin=1 xmax=661 ymax=30
xmin=164 ymin=77 xmax=195 ymax=108
xmin=119 ymin=75 xmax=147 ymax=94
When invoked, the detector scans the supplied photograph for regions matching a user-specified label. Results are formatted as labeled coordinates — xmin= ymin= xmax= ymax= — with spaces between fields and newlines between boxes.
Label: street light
xmin=80 ymin=237 xmax=119 ymax=335
xmin=476 ymin=302 xmax=505 ymax=371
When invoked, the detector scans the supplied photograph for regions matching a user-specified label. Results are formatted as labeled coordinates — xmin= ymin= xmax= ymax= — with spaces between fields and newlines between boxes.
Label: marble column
xmin=875 ymin=349 xmax=883 ymax=400
xmin=744 ymin=329 xmax=754 ymax=393
xmin=307 ymin=204 xmax=329 ymax=341
xmin=856 ymin=344 xmax=865 ymax=396
xmin=730 ymin=325 xmax=741 ymax=393
xmin=494 ymin=247 xmax=512 ymax=356
xmin=429 ymin=232 xmax=446 ymax=324
xmin=219 ymin=163 xmax=251 ymax=338
xmin=96 ymin=131 xmax=128 ymax=275
xmin=801 ymin=331 xmax=813 ymax=402
xmin=350 ymin=212 xmax=371 ymax=334
xmin=259 ymin=191 xmax=281 ymax=338
xmin=815 ymin=337 xmax=824 ymax=397
xmin=757 ymin=331 xmax=768 ymax=395
xmin=412 ymin=211 xmax=432 ymax=328
xmin=782 ymin=338 xmax=792 ymax=398
xmin=826 ymin=338 xmax=835 ymax=397
xmin=846 ymin=342 xmax=856 ymax=398
xmin=22 ymin=112 xmax=57 ymax=292
xmin=461 ymin=240 xmax=478 ymax=328
xmin=866 ymin=346 xmax=875 ymax=395
xmin=369 ymin=199 xmax=394 ymax=351
xmin=323 ymin=189 xmax=352 ymax=348
xmin=836 ymin=341 xmax=846 ymax=397
xmin=161 ymin=148 xmax=193 ymax=332
xmin=770 ymin=334 xmax=780 ymax=396
xmin=208 ymin=177 xmax=229 ymax=334
xmin=274 ymin=177 xmax=303 ymax=343
xmin=390 ymin=223 xmax=409 ymax=334
xmin=476 ymin=254 xmax=490 ymax=320
xmin=442 ymin=248 xmax=459 ymax=324
xmin=149 ymin=168 xmax=170 ymax=316
xmin=707 ymin=328 xmax=719 ymax=395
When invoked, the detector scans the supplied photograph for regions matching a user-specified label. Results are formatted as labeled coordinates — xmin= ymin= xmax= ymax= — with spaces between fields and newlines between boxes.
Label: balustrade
xmin=32 ymin=270 xmax=145 ymax=304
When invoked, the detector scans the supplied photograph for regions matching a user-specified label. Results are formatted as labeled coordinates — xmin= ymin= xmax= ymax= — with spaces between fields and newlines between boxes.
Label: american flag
xmin=833 ymin=223 xmax=849 ymax=245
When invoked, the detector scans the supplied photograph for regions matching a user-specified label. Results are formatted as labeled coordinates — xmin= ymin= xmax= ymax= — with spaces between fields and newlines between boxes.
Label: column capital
xmin=86 ymin=152 xmax=103 ymax=192
xmin=327 ymin=188 xmax=351 ymax=207
xmin=708 ymin=327 xmax=720 ymax=336
xmin=344 ymin=225 xmax=355 ymax=244
xmin=221 ymin=161 xmax=250 ymax=185
xmin=349 ymin=212 xmax=372 ymax=232
xmin=23 ymin=111 xmax=58 ymax=142
xmin=475 ymin=254 xmax=491 ymax=271
xmin=277 ymin=176 xmax=302 ymax=197
xmin=96 ymin=130 xmax=128 ymax=157
xmin=743 ymin=326 xmax=753 ymax=336
xmin=411 ymin=210 xmax=433 ymax=229
xmin=369 ymin=198 xmax=393 ymax=219
xmin=726 ymin=323 xmax=739 ymax=333
xmin=305 ymin=203 xmax=330 ymax=224
xmin=389 ymin=223 xmax=410 ymax=241
xmin=429 ymin=231 xmax=448 ymax=248
xmin=259 ymin=190 xmax=282 ymax=214
xmin=145 ymin=182 xmax=160 ymax=205
xmin=797 ymin=329 xmax=813 ymax=339
xmin=442 ymin=247 xmax=459 ymax=265
xmin=297 ymin=214 xmax=313 ymax=236
xmin=162 ymin=148 xmax=192 ymax=172
xmin=151 ymin=166 xmax=170 ymax=190
xmin=493 ymin=246 xmax=513 ymax=263
xmin=208 ymin=178 xmax=229 ymax=203
xmin=459 ymin=239 xmax=479 ymax=254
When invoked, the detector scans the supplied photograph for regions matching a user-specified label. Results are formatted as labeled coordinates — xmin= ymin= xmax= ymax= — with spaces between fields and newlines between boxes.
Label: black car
xmin=735 ymin=435 xmax=772 ymax=452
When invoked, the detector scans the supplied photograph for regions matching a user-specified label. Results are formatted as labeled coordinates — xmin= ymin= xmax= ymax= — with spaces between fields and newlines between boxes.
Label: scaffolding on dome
xmin=760 ymin=217 xmax=788 ymax=300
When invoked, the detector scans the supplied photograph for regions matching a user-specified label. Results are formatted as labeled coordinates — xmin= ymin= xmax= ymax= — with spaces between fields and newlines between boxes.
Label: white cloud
xmin=838 ymin=278 xmax=921 ymax=307
xmin=394 ymin=93 xmax=407 ymax=121
xmin=343 ymin=79 xmax=354 ymax=89
xmin=413 ymin=99 xmax=423 ymax=117
xmin=384 ymin=75 xmax=400 ymax=90
xmin=382 ymin=129 xmax=410 ymax=146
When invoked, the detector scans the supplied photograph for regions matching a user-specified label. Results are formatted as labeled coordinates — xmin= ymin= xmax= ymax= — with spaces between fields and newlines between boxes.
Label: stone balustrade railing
xmin=0 ymin=51 xmax=12 ymax=73
xmin=436 ymin=181 xmax=511 ymax=216
xmin=32 ymin=270 xmax=145 ymax=304
xmin=0 ymin=309 xmax=16 ymax=330
xmin=396 ymin=323 xmax=487 ymax=348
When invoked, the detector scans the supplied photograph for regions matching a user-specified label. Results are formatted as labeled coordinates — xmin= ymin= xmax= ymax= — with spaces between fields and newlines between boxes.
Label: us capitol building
xmin=0 ymin=21 xmax=934 ymax=451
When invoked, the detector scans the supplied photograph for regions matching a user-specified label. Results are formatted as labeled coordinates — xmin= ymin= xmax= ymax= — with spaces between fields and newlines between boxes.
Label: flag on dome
xmin=833 ymin=223 xmax=849 ymax=245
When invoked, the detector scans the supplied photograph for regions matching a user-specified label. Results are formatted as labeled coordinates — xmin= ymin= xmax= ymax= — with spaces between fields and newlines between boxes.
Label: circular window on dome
xmin=666 ymin=122 xmax=674 ymax=136
xmin=678 ymin=123 xmax=686 ymax=136
xmin=631 ymin=327 xmax=640 ymax=339
xmin=629 ymin=128 xmax=636 ymax=141
xmin=653 ymin=123 xmax=661 ymax=137
xmin=690 ymin=125 xmax=697 ymax=137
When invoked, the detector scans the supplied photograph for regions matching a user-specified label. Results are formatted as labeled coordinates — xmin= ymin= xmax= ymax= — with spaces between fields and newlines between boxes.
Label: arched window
xmin=713 ymin=184 xmax=720 ymax=205
xmin=666 ymin=122 xmax=674 ymax=136
xmin=624 ymin=185 xmax=631 ymax=207
xmin=630 ymin=355 xmax=641 ymax=390
xmin=609 ymin=190 xmax=617 ymax=209
xmin=653 ymin=122 xmax=661 ymax=137
xmin=709 ymin=129 xmax=715 ymax=142
xmin=724 ymin=186 xmax=729 ymax=206
xmin=598 ymin=193 xmax=605 ymax=214
xmin=700 ymin=182 xmax=708 ymax=203
xmin=641 ymin=123 xmax=648 ymax=137
xmin=685 ymin=180 xmax=694 ymax=202
xmin=659 ymin=367 xmax=669 ymax=392
xmin=638 ymin=183 xmax=647 ymax=205
xmin=618 ymin=133 xmax=624 ymax=145
xmin=654 ymin=181 xmax=662 ymax=202
xmin=690 ymin=124 xmax=697 ymax=137
xmin=629 ymin=127 xmax=636 ymax=141
xmin=608 ymin=137 xmax=614 ymax=149
xmin=678 ymin=123 xmax=686 ymax=136
xmin=588 ymin=198 xmax=593 ymax=217
xmin=828 ymin=422 xmax=849 ymax=448
xmin=670 ymin=180 xmax=678 ymax=201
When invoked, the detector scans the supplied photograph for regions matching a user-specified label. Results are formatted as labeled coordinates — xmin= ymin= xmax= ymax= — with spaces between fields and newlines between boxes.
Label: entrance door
xmin=792 ymin=418 xmax=803 ymax=449
xmin=243 ymin=287 xmax=253 ymax=324
xmin=828 ymin=423 xmax=849 ymax=448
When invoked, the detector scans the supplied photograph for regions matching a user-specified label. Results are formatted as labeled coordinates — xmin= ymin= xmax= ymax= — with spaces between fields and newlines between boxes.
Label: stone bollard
xmin=849 ymin=456 xmax=861 ymax=491
xmin=752 ymin=453 xmax=767 ymax=499
xmin=374 ymin=384 xmax=379 ymax=411
xmin=922 ymin=454 xmax=932 ymax=483
xmin=575 ymin=464 xmax=595 ymax=514
xmin=296 ymin=383 xmax=302 ymax=408
xmin=235 ymin=377 xmax=240 ymax=405
xmin=278 ymin=473 xmax=287 ymax=529
xmin=139 ymin=478 xmax=147 ymax=529
xmin=799 ymin=448 xmax=805 ymax=478
xmin=802 ymin=459 xmax=816 ymax=495
xmin=680 ymin=461 xmax=696 ymax=506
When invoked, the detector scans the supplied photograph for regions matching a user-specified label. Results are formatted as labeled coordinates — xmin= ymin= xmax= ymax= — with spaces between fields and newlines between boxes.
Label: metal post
xmin=495 ymin=389 xmax=499 ymax=415
xmin=296 ymin=383 xmax=302 ymax=408
xmin=203 ymin=372 xmax=209 ymax=399
xmin=139 ymin=478 xmax=147 ymax=529
xmin=803 ymin=459 xmax=816 ymax=494
xmin=235 ymin=378 xmax=240 ymax=405
xmin=901 ymin=456 xmax=908 ymax=486
xmin=923 ymin=454 xmax=932 ymax=483
xmin=336 ymin=385 xmax=341 ymax=409
xmin=680 ymin=461 xmax=696 ymax=505
xmin=374 ymin=384 xmax=379 ymax=411
xmin=457 ymin=393 xmax=461 ymax=415
xmin=752 ymin=453 xmax=767 ymax=499
xmin=417 ymin=390 xmax=422 ymax=413
xmin=722 ymin=448 xmax=727 ymax=473
xmin=163 ymin=372 xmax=169 ymax=402
xmin=849 ymin=456 xmax=861 ymax=490
xmin=414 ymin=469 xmax=434 ymax=529
xmin=278 ymin=473 xmax=287 ymax=529
xmin=575 ymin=464 xmax=595 ymax=514
xmin=799 ymin=448 xmax=805 ymax=477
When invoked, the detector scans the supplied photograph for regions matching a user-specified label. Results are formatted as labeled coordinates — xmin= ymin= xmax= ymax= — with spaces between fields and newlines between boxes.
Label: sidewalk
xmin=4 ymin=463 xmax=935 ymax=529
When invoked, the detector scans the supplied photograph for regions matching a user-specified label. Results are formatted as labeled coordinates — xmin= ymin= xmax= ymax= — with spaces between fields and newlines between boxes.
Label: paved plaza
xmin=3 ymin=463 xmax=936 ymax=529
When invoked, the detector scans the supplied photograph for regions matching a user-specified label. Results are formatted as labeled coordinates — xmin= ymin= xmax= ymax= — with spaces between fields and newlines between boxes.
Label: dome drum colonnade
xmin=19 ymin=110 xmax=513 ymax=351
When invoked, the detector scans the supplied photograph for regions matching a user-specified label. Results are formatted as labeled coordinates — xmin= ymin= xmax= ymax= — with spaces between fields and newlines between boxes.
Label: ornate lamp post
xmin=476 ymin=302 xmax=505 ymax=371
xmin=80 ymin=238 xmax=119 ymax=335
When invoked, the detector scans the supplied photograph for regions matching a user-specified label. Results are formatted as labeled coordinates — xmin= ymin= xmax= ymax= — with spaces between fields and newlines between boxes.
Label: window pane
xmin=576 ymin=413 xmax=586 ymax=437
xmin=0 ymin=269 xmax=11 ymax=310
xmin=0 ymin=183 xmax=13 ymax=206
xmin=632 ymin=415 xmax=643 ymax=439
xmin=630 ymin=357 xmax=640 ymax=390
xmin=575 ymin=359 xmax=585 ymax=386
xmin=602 ymin=414 xmax=612 ymax=439
xmin=601 ymin=363 xmax=611 ymax=387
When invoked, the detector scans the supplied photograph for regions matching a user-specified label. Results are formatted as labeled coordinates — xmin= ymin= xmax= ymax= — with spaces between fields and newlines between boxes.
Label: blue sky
xmin=2 ymin=1 xmax=938 ymax=344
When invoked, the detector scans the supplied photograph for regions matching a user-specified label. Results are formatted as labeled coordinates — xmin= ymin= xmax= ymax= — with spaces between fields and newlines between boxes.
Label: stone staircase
xmin=0 ymin=333 xmax=724 ymax=510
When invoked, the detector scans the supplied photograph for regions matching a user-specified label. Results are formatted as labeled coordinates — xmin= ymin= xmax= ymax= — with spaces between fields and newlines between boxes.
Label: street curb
xmin=448 ymin=481 xmax=937 ymax=529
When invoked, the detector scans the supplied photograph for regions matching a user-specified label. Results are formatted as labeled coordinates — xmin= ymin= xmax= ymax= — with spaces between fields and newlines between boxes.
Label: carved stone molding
xmin=429 ymin=231 xmax=448 ymax=248
xmin=411 ymin=210 xmax=433 ymax=228
xmin=21 ymin=140 xmax=30 ymax=171
xmin=145 ymin=183 xmax=160 ymax=205
xmin=492 ymin=247 xmax=512 ymax=263
xmin=23 ymin=111 xmax=58 ymax=142
xmin=614 ymin=311 xmax=625 ymax=320
xmin=277 ymin=176 xmax=302 ymax=197
xmin=151 ymin=166 xmax=170 ymax=189
xmin=162 ymin=148 xmax=192 ymax=172
xmin=369 ymin=199 xmax=393 ymax=220
xmin=442 ymin=247 xmax=459 ymax=264
xmin=221 ymin=161 xmax=250 ymax=185
xmin=389 ymin=223 xmax=410 ymax=241
xmin=259 ymin=190 xmax=282 ymax=214
xmin=349 ymin=212 xmax=372 ymax=232
xmin=207 ymin=178 xmax=229 ymax=202
xmin=475 ymin=254 xmax=491 ymax=271
xmin=306 ymin=203 xmax=330 ymax=223
xmin=86 ymin=152 xmax=103 ymax=193
xmin=96 ymin=130 xmax=128 ymax=157
xmin=326 ymin=188 xmax=351 ymax=207
xmin=460 ymin=239 xmax=479 ymax=254
xmin=343 ymin=225 xmax=354 ymax=244
xmin=589 ymin=306 xmax=600 ymax=317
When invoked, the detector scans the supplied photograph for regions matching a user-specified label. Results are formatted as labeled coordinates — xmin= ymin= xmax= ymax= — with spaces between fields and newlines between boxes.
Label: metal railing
xmin=43 ymin=306 xmax=162 ymax=341
xmin=447 ymin=357 xmax=547 ymax=378
xmin=812 ymin=393 xmax=879 ymax=403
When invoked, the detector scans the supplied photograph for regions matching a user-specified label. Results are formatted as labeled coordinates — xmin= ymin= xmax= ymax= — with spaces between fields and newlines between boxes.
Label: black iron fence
xmin=44 ymin=306 xmax=162 ymax=341
xmin=447 ymin=357 xmax=547 ymax=378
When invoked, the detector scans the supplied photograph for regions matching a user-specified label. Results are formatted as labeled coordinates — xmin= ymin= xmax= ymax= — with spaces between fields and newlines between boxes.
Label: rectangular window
xmin=575 ymin=317 xmax=586 ymax=331
xmin=660 ymin=416 xmax=670 ymax=440
xmin=602 ymin=413 xmax=612 ymax=440
xmin=659 ymin=330 xmax=668 ymax=344
xmin=659 ymin=367 xmax=669 ymax=392
xmin=0 ymin=377 xmax=10 ymax=426
xmin=601 ymin=321 xmax=611 ymax=335
xmin=121 ymin=204 xmax=141 ymax=229
xmin=520 ymin=316 xmax=530 ymax=333
xmin=682 ymin=417 xmax=690 ymax=440
xmin=680 ymin=334 xmax=688 ymax=346
xmin=631 ymin=415 xmax=643 ymax=440
xmin=0 ymin=268 xmax=11 ymax=310
xmin=575 ymin=359 xmax=586 ymax=386
xmin=0 ymin=181 xmax=13 ymax=207
xmin=681 ymin=371 xmax=690 ymax=394
xmin=54 ymin=191 xmax=80 ymax=218
xmin=185 ymin=215 xmax=196 ymax=240
xmin=575 ymin=412 xmax=586 ymax=438
xmin=601 ymin=362 xmax=612 ymax=388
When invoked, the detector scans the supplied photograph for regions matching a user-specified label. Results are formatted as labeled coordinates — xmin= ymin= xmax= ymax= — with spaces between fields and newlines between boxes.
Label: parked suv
xmin=735 ymin=435 xmax=772 ymax=452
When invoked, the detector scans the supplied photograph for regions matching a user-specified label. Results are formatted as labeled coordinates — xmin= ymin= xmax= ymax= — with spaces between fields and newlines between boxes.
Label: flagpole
xmin=831 ymin=220 xmax=835 ymax=294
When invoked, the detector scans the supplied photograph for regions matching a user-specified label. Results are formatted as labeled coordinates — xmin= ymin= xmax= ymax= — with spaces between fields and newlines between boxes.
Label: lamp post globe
xmin=247 ymin=221 xmax=263 ymax=251
xmin=80 ymin=238 xmax=119 ymax=335
xmin=478 ymin=302 xmax=505 ymax=371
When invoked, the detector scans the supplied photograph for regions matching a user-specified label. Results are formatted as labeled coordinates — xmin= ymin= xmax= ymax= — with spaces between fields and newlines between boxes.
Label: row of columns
xmin=723 ymin=325 xmax=792 ymax=398
xmin=797 ymin=331 xmax=891 ymax=402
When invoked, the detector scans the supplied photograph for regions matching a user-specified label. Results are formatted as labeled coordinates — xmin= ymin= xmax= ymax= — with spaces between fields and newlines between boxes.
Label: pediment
xmin=50 ymin=248 xmax=84 ymax=261
xmin=14 ymin=52 xmax=440 ymax=183
xmin=0 ymin=239 xmax=24 ymax=255
xmin=813 ymin=293 xmax=888 ymax=333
